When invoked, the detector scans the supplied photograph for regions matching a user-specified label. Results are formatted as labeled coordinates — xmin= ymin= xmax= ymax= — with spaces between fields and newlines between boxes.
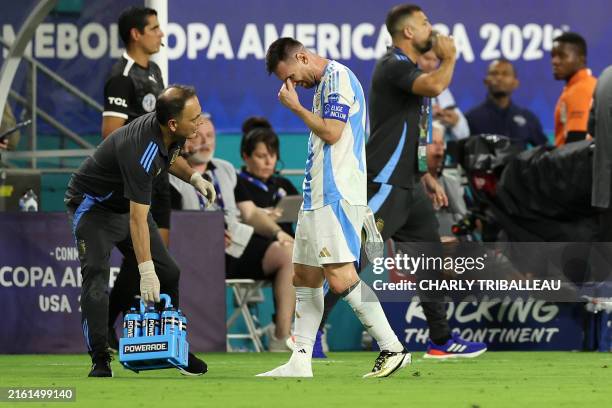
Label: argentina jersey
xmin=302 ymin=61 xmax=367 ymax=210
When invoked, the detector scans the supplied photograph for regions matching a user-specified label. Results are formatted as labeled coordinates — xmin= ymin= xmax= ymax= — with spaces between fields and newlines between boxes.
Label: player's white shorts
xmin=292 ymin=200 xmax=367 ymax=267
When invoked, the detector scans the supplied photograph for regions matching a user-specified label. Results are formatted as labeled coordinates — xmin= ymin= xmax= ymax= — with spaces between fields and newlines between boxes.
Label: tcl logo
xmin=108 ymin=97 xmax=127 ymax=107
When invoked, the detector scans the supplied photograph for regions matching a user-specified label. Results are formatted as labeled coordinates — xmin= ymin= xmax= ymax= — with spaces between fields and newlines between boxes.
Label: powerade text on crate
xmin=119 ymin=294 xmax=189 ymax=372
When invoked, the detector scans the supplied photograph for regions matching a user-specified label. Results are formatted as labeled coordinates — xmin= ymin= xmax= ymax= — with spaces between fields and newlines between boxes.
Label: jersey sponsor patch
xmin=142 ymin=93 xmax=156 ymax=112
xmin=108 ymin=96 xmax=127 ymax=107
xmin=323 ymin=102 xmax=350 ymax=122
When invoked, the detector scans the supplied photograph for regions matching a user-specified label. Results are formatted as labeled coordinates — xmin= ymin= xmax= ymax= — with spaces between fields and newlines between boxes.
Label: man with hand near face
xmin=367 ymin=4 xmax=487 ymax=359
xmin=258 ymin=37 xmax=410 ymax=379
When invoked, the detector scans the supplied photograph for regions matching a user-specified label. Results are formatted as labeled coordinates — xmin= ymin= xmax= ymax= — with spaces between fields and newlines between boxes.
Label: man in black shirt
xmin=101 ymin=7 xmax=171 ymax=346
xmin=66 ymin=85 xmax=215 ymax=377
xmin=367 ymin=4 xmax=486 ymax=358
xmin=102 ymin=7 xmax=164 ymax=133
xmin=466 ymin=59 xmax=548 ymax=149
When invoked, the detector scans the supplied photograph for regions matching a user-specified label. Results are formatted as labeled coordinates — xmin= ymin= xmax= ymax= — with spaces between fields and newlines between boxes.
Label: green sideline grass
xmin=1 ymin=352 xmax=610 ymax=407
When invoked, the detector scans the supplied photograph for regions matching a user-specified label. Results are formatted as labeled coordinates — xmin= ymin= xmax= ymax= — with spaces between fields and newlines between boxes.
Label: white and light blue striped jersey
xmin=302 ymin=61 xmax=367 ymax=210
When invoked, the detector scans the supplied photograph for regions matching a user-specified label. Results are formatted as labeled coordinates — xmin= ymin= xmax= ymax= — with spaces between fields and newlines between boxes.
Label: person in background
xmin=427 ymin=121 xmax=468 ymax=240
xmin=551 ymin=32 xmax=597 ymax=146
xmin=466 ymin=59 xmax=548 ymax=149
xmin=238 ymin=116 xmax=299 ymax=235
xmin=169 ymin=114 xmax=296 ymax=351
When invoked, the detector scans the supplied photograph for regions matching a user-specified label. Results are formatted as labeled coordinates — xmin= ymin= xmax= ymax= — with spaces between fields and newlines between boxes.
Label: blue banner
xmin=2 ymin=0 xmax=611 ymax=134
xmin=0 ymin=211 xmax=226 ymax=353
xmin=383 ymin=298 xmax=585 ymax=351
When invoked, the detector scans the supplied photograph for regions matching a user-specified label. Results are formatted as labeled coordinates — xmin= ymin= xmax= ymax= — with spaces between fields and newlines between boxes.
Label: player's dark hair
xmin=155 ymin=84 xmax=197 ymax=125
xmin=386 ymin=4 xmax=423 ymax=37
xmin=553 ymin=32 xmax=588 ymax=57
xmin=118 ymin=7 xmax=158 ymax=47
xmin=240 ymin=116 xmax=280 ymax=161
xmin=265 ymin=37 xmax=304 ymax=75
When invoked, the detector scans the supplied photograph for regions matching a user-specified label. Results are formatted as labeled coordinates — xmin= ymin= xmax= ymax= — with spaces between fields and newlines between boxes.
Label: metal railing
xmin=0 ymin=36 xmax=99 ymax=169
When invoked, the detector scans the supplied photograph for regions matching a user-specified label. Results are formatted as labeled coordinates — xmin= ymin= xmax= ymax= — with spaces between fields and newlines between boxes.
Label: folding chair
xmin=225 ymin=279 xmax=266 ymax=352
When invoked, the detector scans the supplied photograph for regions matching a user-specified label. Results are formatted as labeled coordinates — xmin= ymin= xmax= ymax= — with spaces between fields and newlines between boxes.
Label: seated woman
xmin=238 ymin=117 xmax=299 ymax=235
xmin=169 ymin=114 xmax=295 ymax=351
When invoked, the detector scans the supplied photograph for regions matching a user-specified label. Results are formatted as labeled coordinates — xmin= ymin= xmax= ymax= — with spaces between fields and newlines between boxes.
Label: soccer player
xmin=257 ymin=38 xmax=410 ymax=378
xmin=65 ymin=85 xmax=214 ymax=377
xmin=101 ymin=7 xmax=172 ymax=349
xmin=367 ymin=4 xmax=486 ymax=358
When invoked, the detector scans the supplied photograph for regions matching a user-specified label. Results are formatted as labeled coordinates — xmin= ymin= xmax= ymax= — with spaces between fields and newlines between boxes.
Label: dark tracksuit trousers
xmin=108 ymin=173 xmax=171 ymax=332
xmin=319 ymin=181 xmax=451 ymax=344
xmin=66 ymin=193 xmax=180 ymax=358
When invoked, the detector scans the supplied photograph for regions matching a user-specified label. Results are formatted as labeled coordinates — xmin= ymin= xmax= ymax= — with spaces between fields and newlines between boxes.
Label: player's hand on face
xmin=278 ymin=79 xmax=301 ymax=111
xmin=0 ymin=139 xmax=8 ymax=151
xmin=432 ymin=34 xmax=456 ymax=61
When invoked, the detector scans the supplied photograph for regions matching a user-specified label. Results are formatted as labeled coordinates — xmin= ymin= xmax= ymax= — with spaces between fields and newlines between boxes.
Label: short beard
xmin=415 ymin=37 xmax=434 ymax=54
xmin=187 ymin=151 xmax=213 ymax=165
xmin=490 ymin=90 xmax=509 ymax=99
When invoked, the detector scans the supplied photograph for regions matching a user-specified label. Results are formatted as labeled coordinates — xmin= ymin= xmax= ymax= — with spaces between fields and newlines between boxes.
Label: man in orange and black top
xmin=551 ymin=32 xmax=597 ymax=146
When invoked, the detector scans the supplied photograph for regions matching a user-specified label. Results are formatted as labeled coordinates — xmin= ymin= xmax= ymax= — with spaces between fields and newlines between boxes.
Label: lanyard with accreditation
xmin=417 ymin=97 xmax=433 ymax=173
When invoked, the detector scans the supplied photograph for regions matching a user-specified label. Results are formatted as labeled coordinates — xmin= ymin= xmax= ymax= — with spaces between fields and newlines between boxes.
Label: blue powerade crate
xmin=119 ymin=294 xmax=189 ymax=373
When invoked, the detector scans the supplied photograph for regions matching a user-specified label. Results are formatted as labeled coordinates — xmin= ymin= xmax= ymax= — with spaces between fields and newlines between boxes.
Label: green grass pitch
xmin=1 ymin=352 xmax=611 ymax=407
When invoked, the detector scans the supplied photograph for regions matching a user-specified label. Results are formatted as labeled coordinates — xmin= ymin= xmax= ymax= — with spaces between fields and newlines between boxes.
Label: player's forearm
xmin=293 ymin=105 xmax=342 ymax=144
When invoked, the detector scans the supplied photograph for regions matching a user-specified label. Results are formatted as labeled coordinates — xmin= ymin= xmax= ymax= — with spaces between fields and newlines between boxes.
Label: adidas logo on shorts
xmin=318 ymin=247 xmax=332 ymax=258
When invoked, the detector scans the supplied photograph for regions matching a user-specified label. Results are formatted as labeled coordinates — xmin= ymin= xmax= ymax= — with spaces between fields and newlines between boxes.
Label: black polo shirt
xmin=466 ymin=97 xmax=548 ymax=148
xmin=367 ymin=47 xmax=425 ymax=188
xmin=236 ymin=169 xmax=299 ymax=208
xmin=68 ymin=113 xmax=183 ymax=213
xmin=103 ymin=53 xmax=165 ymax=123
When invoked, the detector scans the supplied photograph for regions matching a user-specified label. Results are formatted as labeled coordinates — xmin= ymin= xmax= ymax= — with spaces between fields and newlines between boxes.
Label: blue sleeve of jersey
xmin=323 ymin=95 xmax=350 ymax=122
